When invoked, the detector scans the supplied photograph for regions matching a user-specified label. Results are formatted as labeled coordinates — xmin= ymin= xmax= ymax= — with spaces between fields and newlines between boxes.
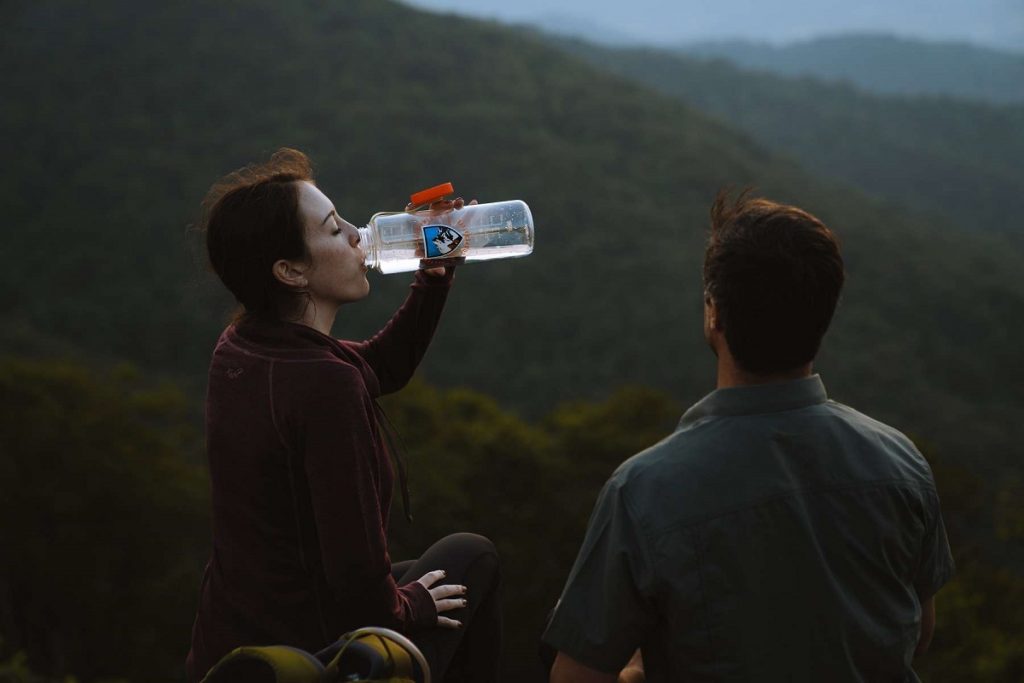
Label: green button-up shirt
xmin=543 ymin=375 xmax=954 ymax=682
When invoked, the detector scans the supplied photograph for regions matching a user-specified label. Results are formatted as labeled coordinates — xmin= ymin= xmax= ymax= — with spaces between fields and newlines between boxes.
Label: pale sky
xmin=400 ymin=0 xmax=1024 ymax=51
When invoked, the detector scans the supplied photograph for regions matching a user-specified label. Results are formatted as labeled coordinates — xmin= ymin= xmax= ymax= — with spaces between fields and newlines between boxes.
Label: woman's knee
xmin=434 ymin=532 xmax=500 ymax=576
xmin=445 ymin=532 xmax=497 ymax=556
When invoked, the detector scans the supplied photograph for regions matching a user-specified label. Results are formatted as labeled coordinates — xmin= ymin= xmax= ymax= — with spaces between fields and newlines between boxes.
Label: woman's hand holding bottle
xmin=406 ymin=197 xmax=477 ymax=277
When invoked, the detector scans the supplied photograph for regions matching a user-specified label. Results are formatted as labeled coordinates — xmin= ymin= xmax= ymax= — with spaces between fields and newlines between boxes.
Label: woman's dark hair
xmin=201 ymin=148 xmax=314 ymax=321
xmin=703 ymin=189 xmax=845 ymax=374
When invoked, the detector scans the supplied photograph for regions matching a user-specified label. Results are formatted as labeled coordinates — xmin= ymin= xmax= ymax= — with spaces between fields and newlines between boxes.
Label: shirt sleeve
xmin=297 ymin=362 xmax=436 ymax=632
xmin=345 ymin=268 xmax=454 ymax=395
xmin=914 ymin=491 xmax=956 ymax=600
xmin=541 ymin=476 xmax=657 ymax=673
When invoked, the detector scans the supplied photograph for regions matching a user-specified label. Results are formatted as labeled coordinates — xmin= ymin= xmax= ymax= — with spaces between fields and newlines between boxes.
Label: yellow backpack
xmin=201 ymin=627 xmax=430 ymax=683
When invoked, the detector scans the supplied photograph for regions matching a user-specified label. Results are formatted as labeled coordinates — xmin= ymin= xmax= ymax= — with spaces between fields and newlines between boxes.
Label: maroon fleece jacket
xmin=186 ymin=270 xmax=453 ymax=681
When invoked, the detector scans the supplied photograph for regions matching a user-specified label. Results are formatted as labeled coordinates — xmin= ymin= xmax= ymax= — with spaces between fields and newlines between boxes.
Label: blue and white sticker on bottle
xmin=422 ymin=224 xmax=464 ymax=258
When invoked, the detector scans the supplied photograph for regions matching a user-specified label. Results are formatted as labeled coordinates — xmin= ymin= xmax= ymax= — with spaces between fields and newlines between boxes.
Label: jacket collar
xmin=680 ymin=375 xmax=828 ymax=427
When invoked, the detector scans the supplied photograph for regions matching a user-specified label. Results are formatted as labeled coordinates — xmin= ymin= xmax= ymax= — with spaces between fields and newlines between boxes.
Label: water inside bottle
xmin=373 ymin=206 xmax=532 ymax=274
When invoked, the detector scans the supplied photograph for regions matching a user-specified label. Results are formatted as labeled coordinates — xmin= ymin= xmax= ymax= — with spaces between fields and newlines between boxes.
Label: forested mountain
xmin=3 ymin=0 xmax=1022 ymax=473
xmin=680 ymin=33 xmax=1024 ymax=105
xmin=2 ymin=1 xmax=1024 ymax=681
xmin=550 ymin=36 xmax=1024 ymax=242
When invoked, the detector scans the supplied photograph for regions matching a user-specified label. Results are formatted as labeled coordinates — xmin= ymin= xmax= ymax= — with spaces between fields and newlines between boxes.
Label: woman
xmin=186 ymin=149 xmax=501 ymax=682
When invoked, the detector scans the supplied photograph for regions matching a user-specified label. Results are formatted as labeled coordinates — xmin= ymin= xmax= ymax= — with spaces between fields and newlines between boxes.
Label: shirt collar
xmin=680 ymin=374 xmax=828 ymax=427
xmin=234 ymin=315 xmax=338 ymax=350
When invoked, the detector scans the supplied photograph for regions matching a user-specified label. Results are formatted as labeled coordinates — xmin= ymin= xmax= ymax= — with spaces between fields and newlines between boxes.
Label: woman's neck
xmin=294 ymin=300 xmax=338 ymax=336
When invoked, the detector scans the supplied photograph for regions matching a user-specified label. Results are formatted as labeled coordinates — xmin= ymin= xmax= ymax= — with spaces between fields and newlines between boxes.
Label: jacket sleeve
xmin=345 ymin=268 xmax=454 ymax=395
xmin=296 ymin=362 xmax=436 ymax=632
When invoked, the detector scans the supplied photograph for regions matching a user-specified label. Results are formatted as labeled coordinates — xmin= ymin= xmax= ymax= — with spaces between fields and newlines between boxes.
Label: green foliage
xmin=0 ymin=357 xmax=207 ymax=682
xmin=1 ymin=356 xmax=1022 ymax=682
xmin=0 ymin=649 xmax=131 ymax=683
xmin=382 ymin=382 xmax=680 ymax=680
xmin=0 ymin=356 xmax=681 ymax=682
xmin=0 ymin=650 xmax=76 ymax=683
xmin=913 ymin=451 xmax=1024 ymax=681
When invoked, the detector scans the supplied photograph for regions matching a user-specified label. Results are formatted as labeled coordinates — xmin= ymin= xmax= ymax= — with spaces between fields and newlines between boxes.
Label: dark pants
xmin=392 ymin=533 xmax=502 ymax=683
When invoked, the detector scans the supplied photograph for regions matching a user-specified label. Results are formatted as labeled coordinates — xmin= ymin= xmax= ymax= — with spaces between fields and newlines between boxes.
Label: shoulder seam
xmin=222 ymin=334 xmax=350 ymax=364
xmin=827 ymin=401 xmax=912 ymax=437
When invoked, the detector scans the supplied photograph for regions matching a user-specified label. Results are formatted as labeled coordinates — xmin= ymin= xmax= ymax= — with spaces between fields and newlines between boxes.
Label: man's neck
xmin=716 ymin=358 xmax=813 ymax=389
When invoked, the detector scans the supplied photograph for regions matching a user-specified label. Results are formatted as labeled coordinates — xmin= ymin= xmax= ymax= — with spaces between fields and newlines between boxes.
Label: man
xmin=542 ymin=192 xmax=955 ymax=682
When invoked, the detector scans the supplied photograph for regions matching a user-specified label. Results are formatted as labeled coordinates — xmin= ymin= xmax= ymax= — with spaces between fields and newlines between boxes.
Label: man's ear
xmin=705 ymin=295 xmax=722 ymax=331
xmin=272 ymin=259 xmax=308 ymax=289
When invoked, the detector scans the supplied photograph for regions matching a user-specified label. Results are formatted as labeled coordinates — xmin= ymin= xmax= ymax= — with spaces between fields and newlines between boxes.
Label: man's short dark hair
xmin=703 ymin=190 xmax=845 ymax=374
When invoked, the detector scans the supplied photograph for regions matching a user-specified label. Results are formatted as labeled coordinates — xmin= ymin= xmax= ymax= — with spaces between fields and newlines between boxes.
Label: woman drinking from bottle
xmin=186 ymin=148 xmax=501 ymax=683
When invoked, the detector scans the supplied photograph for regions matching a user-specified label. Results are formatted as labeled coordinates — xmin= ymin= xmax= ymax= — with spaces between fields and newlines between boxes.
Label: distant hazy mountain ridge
xmin=679 ymin=33 xmax=1024 ymax=105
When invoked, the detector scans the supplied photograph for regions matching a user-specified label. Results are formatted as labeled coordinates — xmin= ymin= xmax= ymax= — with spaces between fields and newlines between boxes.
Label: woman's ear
xmin=272 ymin=259 xmax=308 ymax=289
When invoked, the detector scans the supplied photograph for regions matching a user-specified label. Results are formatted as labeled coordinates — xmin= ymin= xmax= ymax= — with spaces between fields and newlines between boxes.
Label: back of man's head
xmin=703 ymin=190 xmax=845 ymax=375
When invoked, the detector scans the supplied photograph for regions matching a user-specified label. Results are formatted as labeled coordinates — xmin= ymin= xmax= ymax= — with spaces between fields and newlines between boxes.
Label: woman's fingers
xmin=434 ymin=597 xmax=468 ymax=613
xmin=431 ymin=583 xmax=467 ymax=614
xmin=431 ymin=587 xmax=468 ymax=614
xmin=437 ymin=615 xmax=462 ymax=629
xmin=428 ymin=582 xmax=467 ymax=600
xmin=407 ymin=197 xmax=477 ymax=212
xmin=422 ymin=266 xmax=448 ymax=277
xmin=415 ymin=569 xmax=446 ymax=589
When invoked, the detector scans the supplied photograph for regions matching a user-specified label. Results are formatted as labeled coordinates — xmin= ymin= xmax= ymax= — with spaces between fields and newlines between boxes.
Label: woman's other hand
xmin=407 ymin=197 xmax=477 ymax=277
xmin=416 ymin=569 xmax=468 ymax=629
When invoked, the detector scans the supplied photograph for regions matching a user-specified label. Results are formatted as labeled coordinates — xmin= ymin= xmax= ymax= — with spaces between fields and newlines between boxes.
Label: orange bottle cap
xmin=410 ymin=182 xmax=455 ymax=207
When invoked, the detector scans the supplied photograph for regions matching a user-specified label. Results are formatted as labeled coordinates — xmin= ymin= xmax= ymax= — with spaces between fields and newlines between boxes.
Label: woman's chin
xmin=361 ymin=275 xmax=371 ymax=295
xmin=335 ymin=282 xmax=371 ymax=305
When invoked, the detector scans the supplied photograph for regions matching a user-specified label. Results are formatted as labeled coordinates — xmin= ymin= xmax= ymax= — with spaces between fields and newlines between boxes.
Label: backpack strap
xmin=320 ymin=627 xmax=430 ymax=683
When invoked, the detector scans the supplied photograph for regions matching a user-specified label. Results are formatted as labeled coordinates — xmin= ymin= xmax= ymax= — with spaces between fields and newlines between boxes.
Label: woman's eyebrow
xmin=320 ymin=209 xmax=337 ymax=226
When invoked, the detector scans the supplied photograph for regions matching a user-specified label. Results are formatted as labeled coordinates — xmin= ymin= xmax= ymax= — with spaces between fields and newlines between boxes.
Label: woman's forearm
xmin=347 ymin=268 xmax=454 ymax=394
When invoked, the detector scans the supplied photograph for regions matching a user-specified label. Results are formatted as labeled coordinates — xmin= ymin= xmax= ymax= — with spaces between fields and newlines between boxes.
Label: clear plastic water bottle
xmin=358 ymin=182 xmax=534 ymax=274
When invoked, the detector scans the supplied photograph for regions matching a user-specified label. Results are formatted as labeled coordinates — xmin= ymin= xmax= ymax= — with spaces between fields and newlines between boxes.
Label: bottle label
xmin=422 ymin=224 xmax=464 ymax=258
